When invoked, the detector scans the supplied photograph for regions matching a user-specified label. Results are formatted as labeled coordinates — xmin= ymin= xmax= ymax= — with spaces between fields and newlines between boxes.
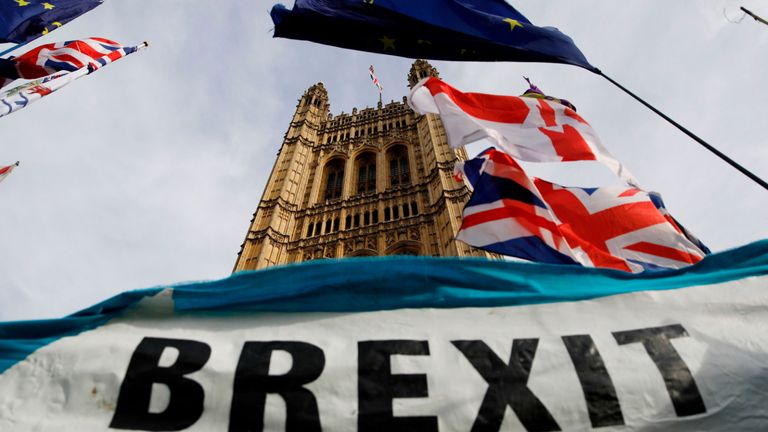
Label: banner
xmin=1 ymin=241 xmax=767 ymax=431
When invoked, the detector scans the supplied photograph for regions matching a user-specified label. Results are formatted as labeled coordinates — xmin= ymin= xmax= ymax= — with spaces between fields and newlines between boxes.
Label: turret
xmin=407 ymin=59 xmax=440 ymax=89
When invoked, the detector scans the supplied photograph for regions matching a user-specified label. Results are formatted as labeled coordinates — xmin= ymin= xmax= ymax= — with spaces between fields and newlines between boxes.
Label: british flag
xmin=368 ymin=65 xmax=383 ymax=94
xmin=0 ymin=161 xmax=19 ymax=184
xmin=410 ymin=77 xmax=637 ymax=185
xmin=457 ymin=149 xmax=709 ymax=272
xmin=0 ymin=38 xmax=143 ymax=89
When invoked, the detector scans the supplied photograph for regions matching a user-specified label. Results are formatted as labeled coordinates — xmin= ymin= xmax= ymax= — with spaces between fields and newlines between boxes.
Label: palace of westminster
xmin=233 ymin=60 xmax=496 ymax=271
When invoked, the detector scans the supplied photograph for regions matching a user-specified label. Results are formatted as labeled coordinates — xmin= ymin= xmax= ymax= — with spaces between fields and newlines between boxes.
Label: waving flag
xmin=0 ymin=0 xmax=103 ymax=44
xmin=0 ymin=41 xmax=146 ymax=119
xmin=270 ymin=0 xmax=596 ymax=71
xmin=0 ymin=38 xmax=142 ymax=89
xmin=457 ymin=149 xmax=708 ymax=272
xmin=0 ymin=161 xmax=19 ymax=183
xmin=411 ymin=77 xmax=637 ymax=185
xmin=1 ymin=244 xmax=768 ymax=430
xmin=368 ymin=64 xmax=382 ymax=94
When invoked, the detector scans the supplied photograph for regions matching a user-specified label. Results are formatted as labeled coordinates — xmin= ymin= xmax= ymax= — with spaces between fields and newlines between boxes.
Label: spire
xmin=407 ymin=59 xmax=439 ymax=89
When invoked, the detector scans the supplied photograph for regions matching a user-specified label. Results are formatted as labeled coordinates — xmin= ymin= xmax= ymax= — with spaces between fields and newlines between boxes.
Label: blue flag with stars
xmin=0 ymin=0 xmax=103 ymax=44
xmin=271 ymin=0 xmax=596 ymax=72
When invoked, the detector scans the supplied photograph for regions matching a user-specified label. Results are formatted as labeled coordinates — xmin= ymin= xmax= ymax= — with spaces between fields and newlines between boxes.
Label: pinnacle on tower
xmin=407 ymin=59 xmax=440 ymax=89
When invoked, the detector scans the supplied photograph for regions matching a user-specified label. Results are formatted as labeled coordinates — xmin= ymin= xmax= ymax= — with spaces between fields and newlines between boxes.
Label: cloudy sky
xmin=0 ymin=0 xmax=766 ymax=321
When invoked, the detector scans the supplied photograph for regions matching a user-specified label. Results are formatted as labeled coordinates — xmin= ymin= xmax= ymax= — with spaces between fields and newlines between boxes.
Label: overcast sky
xmin=0 ymin=0 xmax=766 ymax=321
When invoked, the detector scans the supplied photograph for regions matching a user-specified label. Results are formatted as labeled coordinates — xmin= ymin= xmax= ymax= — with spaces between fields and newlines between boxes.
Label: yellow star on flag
xmin=503 ymin=18 xmax=523 ymax=31
xmin=42 ymin=2 xmax=55 ymax=10
xmin=41 ymin=21 xmax=61 ymax=35
xmin=15 ymin=0 xmax=31 ymax=7
xmin=379 ymin=35 xmax=396 ymax=51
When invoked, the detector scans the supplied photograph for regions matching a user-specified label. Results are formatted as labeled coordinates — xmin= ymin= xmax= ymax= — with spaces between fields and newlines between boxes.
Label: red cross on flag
xmin=409 ymin=77 xmax=637 ymax=185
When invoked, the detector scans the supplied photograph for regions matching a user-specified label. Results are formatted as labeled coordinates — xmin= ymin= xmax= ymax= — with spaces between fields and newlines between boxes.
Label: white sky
xmin=0 ymin=0 xmax=766 ymax=321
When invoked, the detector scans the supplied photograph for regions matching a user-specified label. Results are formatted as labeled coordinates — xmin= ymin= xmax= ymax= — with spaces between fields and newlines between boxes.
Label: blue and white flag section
xmin=1 ymin=241 xmax=767 ymax=431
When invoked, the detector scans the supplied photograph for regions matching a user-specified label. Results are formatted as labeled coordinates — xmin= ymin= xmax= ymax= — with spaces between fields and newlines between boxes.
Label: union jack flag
xmin=457 ymin=149 xmax=709 ymax=272
xmin=368 ymin=65 xmax=383 ymax=94
xmin=0 ymin=161 xmax=19 ymax=184
xmin=0 ymin=38 xmax=144 ymax=89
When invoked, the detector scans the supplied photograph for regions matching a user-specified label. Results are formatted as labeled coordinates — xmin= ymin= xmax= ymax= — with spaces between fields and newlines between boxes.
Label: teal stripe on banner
xmin=0 ymin=288 xmax=162 ymax=374
xmin=172 ymin=239 xmax=768 ymax=312
xmin=0 ymin=240 xmax=766 ymax=374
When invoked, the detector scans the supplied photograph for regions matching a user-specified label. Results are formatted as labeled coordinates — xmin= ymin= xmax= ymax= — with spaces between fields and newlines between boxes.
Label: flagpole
xmin=741 ymin=7 xmax=768 ymax=26
xmin=596 ymin=69 xmax=768 ymax=191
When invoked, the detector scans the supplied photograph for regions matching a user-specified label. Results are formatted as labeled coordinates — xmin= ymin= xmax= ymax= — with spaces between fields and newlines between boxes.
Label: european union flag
xmin=0 ymin=0 xmax=103 ymax=44
xmin=271 ymin=0 xmax=596 ymax=72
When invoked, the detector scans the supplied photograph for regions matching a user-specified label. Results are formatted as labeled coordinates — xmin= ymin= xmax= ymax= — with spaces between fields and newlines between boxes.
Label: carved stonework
xmin=366 ymin=236 xmax=377 ymax=250
xmin=232 ymin=60 xmax=498 ymax=272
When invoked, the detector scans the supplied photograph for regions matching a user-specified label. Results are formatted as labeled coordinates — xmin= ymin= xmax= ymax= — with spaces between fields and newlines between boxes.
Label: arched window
xmin=384 ymin=207 xmax=391 ymax=221
xmin=356 ymin=153 xmax=377 ymax=194
xmin=411 ymin=202 xmax=418 ymax=216
xmin=306 ymin=222 xmax=314 ymax=237
xmin=388 ymin=146 xmax=410 ymax=187
xmin=323 ymin=159 xmax=345 ymax=200
xmin=403 ymin=203 xmax=410 ymax=218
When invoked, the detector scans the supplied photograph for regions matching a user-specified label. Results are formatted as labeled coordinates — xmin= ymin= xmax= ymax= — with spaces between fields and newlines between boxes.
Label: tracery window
xmin=356 ymin=153 xmax=377 ymax=194
xmin=323 ymin=159 xmax=345 ymax=200
xmin=388 ymin=146 xmax=410 ymax=187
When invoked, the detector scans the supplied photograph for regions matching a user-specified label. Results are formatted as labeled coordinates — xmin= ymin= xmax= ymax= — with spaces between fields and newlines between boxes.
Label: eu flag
xmin=0 ymin=0 xmax=103 ymax=44
xmin=271 ymin=0 xmax=596 ymax=72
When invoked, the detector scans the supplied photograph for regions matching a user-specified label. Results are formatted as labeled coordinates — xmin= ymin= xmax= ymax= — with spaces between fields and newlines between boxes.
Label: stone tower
xmin=233 ymin=60 xmax=493 ymax=271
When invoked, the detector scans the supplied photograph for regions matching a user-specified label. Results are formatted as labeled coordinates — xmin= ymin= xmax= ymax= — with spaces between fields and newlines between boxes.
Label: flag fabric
xmin=270 ymin=0 xmax=596 ymax=71
xmin=456 ymin=148 xmax=708 ymax=272
xmin=0 ymin=68 xmax=83 ymax=118
xmin=368 ymin=64 xmax=382 ymax=94
xmin=410 ymin=76 xmax=638 ymax=185
xmin=1 ymin=243 xmax=768 ymax=430
xmin=0 ymin=38 xmax=142 ymax=89
xmin=0 ymin=41 xmax=145 ymax=119
xmin=0 ymin=0 xmax=103 ymax=44
xmin=0 ymin=161 xmax=19 ymax=183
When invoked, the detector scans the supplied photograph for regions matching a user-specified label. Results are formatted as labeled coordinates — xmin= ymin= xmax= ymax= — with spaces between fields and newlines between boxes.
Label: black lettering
xmin=229 ymin=341 xmax=324 ymax=432
xmin=613 ymin=324 xmax=706 ymax=417
xmin=452 ymin=339 xmax=560 ymax=432
xmin=562 ymin=335 xmax=624 ymax=428
xmin=110 ymin=337 xmax=211 ymax=431
xmin=358 ymin=340 xmax=437 ymax=432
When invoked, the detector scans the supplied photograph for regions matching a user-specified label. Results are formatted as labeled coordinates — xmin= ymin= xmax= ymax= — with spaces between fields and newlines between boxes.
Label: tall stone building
xmin=234 ymin=60 xmax=494 ymax=271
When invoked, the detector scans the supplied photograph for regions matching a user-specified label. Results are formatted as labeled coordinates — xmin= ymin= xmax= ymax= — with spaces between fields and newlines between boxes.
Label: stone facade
xmin=233 ymin=60 xmax=495 ymax=272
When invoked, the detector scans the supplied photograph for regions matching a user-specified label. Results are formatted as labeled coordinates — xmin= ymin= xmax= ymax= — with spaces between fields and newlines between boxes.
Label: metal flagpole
xmin=741 ymin=7 xmax=768 ymax=26
xmin=595 ymin=69 xmax=768 ymax=191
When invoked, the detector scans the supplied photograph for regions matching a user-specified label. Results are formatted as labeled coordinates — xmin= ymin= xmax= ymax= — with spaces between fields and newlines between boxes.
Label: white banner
xmin=1 ymin=272 xmax=767 ymax=431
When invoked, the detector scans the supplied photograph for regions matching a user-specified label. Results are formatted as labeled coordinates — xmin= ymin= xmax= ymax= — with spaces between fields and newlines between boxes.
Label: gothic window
xmin=388 ymin=146 xmax=410 ymax=187
xmin=323 ymin=159 xmax=345 ymax=200
xmin=384 ymin=207 xmax=391 ymax=221
xmin=403 ymin=203 xmax=410 ymax=218
xmin=411 ymin=202 xmax=418 ymax=216
xmin=373 ymin=210 xmax=379 ymax=224
xmin=393 ymin=205 xmax=400 ymax=219
xmin=345 ymin=215 xmax=352 ymax=230
xmin=354 ymin=214 xmax=360 ymax=228
xmin=306 ymin=222 xmax=314 ymax=237
xmin=364 ymin=211 xmax=370 ymax=226
xmin=356 ymin=153 xmax=377 ymax=194
xmin=325 ymin=219 xmax=332 ymax=234
xmin=333 ymin=217 xmax=340 ymax=232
